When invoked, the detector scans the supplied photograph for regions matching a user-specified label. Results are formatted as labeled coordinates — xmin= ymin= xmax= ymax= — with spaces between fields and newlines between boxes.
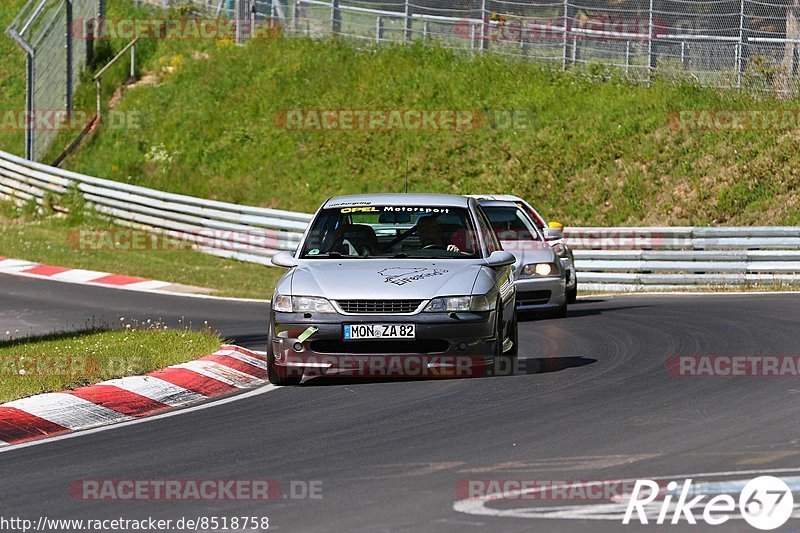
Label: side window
xmin=475 ymin=206 xmax=500 ymax=254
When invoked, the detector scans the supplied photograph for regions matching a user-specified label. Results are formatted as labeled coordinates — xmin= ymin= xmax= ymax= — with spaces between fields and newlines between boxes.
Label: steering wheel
xmin=421 ymin=244 xmax=446 ymax=250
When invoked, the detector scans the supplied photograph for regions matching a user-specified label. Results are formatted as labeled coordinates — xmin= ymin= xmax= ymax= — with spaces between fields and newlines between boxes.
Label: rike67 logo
xmin=623 ymin=476 xmax=794 ymax=530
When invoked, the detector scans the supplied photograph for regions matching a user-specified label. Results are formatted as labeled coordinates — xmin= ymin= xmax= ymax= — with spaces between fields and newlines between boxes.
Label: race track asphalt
xmin=2 ymin=273 xmax=800 ymax=532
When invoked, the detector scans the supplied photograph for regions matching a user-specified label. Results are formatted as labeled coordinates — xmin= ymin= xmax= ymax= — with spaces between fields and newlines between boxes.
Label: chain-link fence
xmin=141 ymin=0 xmax=799 ymax=94
xmin=6 ymin=0 xmax=105 ymax=161
xmin=281 ymin=0 xmax=797 ymax=95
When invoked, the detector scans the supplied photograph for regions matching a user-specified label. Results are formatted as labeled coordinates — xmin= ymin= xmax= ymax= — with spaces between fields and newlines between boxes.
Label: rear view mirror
xmin=485 ymin=250 xmax=516 ymax=267
xmin=272 ymin=251 xmax=298 ymax=268
xmin=545 ymin=221 xmax=563 ymax=241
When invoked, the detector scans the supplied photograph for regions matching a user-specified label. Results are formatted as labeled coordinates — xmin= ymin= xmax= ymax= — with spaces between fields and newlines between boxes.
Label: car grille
xmin=517 ymin=290 xmax=551 ymax=306
xmin=336 ymin=300 xmax=424 ymax=314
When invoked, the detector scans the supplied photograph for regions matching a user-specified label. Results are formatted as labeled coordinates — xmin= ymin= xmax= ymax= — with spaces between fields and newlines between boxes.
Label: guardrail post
xmin=680 ymin=40 xmax=685 ymax=66
xmin=404 ymin=0 xmax=412 ymax=43
xmin=331 ymin=0 xmax=341 ymax=36
xmin=423 ymin=20 xmax=430 ymax=40
xmin=291 ymin=0 xmax=298 ymax=34
xmin=376 ymin=15 xmax=383 ymax=43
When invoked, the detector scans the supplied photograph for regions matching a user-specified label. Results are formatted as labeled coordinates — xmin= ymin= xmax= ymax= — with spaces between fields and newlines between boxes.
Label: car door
xmin=475 ymin=205 xmax=516 ymax=327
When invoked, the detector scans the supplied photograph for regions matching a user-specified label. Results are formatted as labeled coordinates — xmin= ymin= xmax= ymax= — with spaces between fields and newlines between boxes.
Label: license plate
xmin=344 ymin=324 xmax=416 ymax=340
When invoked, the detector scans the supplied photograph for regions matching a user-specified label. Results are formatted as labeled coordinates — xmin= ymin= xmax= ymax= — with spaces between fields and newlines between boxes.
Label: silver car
xmin=467 ymin=194 xmax=577 ymax=303
xmin=477 ymin=199 xmax=567 ymax=318
xmin=268 ymin=193 xmax=518 ymax=385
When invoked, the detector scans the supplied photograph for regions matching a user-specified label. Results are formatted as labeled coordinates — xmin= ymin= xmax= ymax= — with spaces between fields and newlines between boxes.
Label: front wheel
xmin=267 ymin=324 xmax=302 ymax=386
xmin=566 ymin=279 xmax=577 ymax=304
xmin=492 ymin=301 xmax=516 ymax=377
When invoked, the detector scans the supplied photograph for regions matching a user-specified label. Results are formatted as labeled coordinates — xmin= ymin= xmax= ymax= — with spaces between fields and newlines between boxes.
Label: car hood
xmin=290 ymin=259 xmax=485 ymax=300
xmin=500 ymin=240 xmax=557 ymax=279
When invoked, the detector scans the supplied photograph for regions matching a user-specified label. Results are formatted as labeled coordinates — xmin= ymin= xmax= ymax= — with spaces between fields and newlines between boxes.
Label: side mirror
xmin=545 ymin=222 xmax=563 ymax=241
xmin=485 ymin=250 xmax=516 ymax=267
xmin=271 ymin=251 xmax=298 ymax=268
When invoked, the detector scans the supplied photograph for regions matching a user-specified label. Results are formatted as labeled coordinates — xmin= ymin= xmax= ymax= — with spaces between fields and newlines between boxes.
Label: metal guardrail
xmin=565 ymin=227 xmax=800 ymax=291
xmin=2 ymin=147 xmax=800 ymax=290
xmin=0 ymin=149 xmax=311 ymax=265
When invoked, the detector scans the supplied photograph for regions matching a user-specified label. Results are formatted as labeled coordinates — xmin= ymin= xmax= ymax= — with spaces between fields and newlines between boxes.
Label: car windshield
xmin=482 ymin=206 xmax=542 ymax=241
xmin=300 ymin=205 xmax=481 ymax=259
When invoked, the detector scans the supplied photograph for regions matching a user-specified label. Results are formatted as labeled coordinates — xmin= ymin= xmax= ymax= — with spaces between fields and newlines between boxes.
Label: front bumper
xmin=513 ymin=275 xmax=566 ymax=311
xmin=270 ymin=310 xmax=498 ymax=378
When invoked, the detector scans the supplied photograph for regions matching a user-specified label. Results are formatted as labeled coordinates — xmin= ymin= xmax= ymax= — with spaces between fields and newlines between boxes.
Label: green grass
xmin=48 ymin=36 xmax=800 ymax=227
xmin=0 ymin=201 xmax=283 ymax=299
xmin=0 ymin=324 xmax=221 ymax=403
xmin=0 ymin=0 xmax=30 ymax=156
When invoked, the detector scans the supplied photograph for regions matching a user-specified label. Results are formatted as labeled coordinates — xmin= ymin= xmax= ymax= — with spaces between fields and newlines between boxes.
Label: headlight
xmin=424 ymin=295 xmax=495 ymax=312
xmin=292 ymin=296 xmax=336 ymax=313
xmin=272 ymin=295 xmax=336 ymax=313
xmin=521 ymin=262 xmax=559 ymax=277
xmin=273 ymin=294 xmax=292 ymax=312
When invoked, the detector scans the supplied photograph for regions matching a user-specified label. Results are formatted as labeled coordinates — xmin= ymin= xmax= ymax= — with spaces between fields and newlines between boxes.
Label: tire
xmin=505 ymin=310 xmax=518 ymax=358
xmin=492 ymin=300 xmax=516 ymax=377
xmin=566 ymin=279 xmax=577 ymax=304
xmin=267 ymin=323 xmax=302 ymax=386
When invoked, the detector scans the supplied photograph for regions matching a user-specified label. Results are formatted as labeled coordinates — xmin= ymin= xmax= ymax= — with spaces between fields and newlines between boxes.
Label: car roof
xmin=324 ymin=193 xmax=470 ymax=208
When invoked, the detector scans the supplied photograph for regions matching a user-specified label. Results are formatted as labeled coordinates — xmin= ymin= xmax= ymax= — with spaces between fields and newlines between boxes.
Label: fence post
xmin=647 ymin=0 xmax=655 ymax=80
xmin=331 ymin=0 xmax=341 ymax=36
xmin=479 ymin=0 xmax=487 ymax=51
xmin=625 ymin=40 xmax=630 ymax=74
xmin=561 ymin=0 xmax=569 ymax=70
xmin=26 ymin=53 xmax=35 ymax=161
xmin=65 ymin=0 xmax=73 ymax=118
xmin=736 ymin=0 xmax=745 ymax=88
xmin=376 ymin=15 xmax=383 ymax=42
xmin=404 ymin=0 xmax=412 ymax=43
